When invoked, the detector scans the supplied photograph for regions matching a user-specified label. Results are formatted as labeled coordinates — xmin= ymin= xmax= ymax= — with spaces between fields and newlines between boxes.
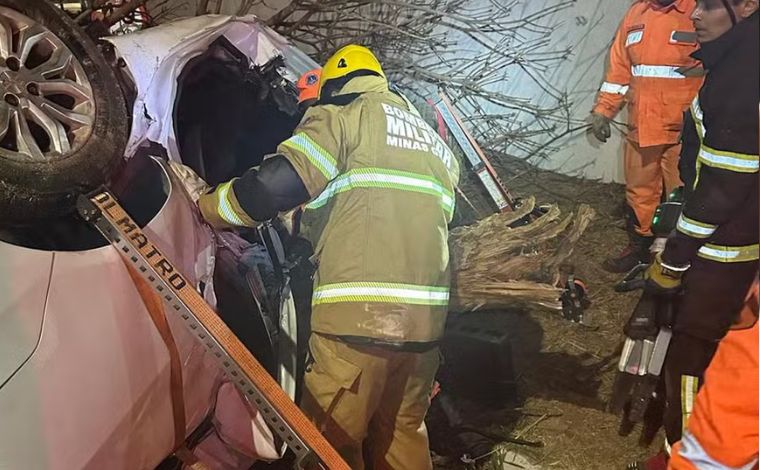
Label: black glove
xmin=590 ymin=112 xmax=612 ymax=143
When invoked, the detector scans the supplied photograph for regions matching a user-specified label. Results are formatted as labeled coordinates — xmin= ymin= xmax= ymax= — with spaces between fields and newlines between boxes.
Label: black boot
xmin=604 ymin=205 xmax=654 ymax=273
xmin=603 ymin=232 xmax=653 ymax=273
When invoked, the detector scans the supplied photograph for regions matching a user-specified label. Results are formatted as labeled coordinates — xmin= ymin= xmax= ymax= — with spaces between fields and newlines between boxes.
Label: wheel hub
xmin=1 ymin=68 xmax=32 ymax=96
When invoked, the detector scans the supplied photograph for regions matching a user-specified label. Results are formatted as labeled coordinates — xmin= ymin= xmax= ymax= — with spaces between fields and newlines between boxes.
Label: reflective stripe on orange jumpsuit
xmin=593 ymin=0 xmax=703 ymax=235
xmin=668 ymin=280 xmax=759 ymax=470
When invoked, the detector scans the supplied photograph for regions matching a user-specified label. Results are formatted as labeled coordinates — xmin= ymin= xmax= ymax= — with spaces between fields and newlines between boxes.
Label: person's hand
xmin=168 ymin=160 xmax=210 ymax=203
xmin=590 ymin=112 xmax=612 ymax=143
xmin=645 ymin=252 xmax=689 ymax=295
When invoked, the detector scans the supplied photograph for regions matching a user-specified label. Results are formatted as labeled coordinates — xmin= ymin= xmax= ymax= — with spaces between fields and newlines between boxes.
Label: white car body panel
xmin=0 ymin=246 xmax=53 ymax=388
xmin=106 ymin=15 xmax=316 ymax=161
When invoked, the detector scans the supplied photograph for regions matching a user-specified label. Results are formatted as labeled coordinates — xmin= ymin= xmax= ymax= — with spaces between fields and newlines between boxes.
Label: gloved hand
xmin=168 ymin=160 xmax=210 ymax=203
xmin=645 ymin=252 xmax=689 ymax=295
xmin=590 ymin=112 xmax=612 ymax=143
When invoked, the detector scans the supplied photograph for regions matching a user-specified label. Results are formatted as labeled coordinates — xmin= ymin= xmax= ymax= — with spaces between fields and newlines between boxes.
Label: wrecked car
xmin=0 ymin=1 xmax=316 ymax=467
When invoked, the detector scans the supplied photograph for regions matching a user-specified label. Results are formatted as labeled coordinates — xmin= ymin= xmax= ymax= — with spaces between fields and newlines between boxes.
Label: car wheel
xmin=0 ymin=0 xmax=128 ymax=226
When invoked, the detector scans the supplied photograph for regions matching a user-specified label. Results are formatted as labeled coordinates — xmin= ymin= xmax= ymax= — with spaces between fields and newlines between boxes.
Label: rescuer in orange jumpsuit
xmin=667 ymin=279 xmax=759 ymax=470
xmin=591 ymin=0 xmax=703 ymax=272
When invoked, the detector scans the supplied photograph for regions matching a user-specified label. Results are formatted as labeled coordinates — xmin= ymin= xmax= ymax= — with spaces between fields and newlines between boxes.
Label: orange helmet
xmin=297 ymin=69 xmax=322 ymax=104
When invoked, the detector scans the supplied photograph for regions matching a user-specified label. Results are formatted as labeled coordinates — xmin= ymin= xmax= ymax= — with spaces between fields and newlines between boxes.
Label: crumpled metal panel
xmin=105 ymin=14 xmax=318 ymax=162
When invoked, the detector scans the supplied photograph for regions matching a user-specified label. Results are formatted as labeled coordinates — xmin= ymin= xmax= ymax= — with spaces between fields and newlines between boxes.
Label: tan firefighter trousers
xmin=301 ymin=333 xmax=440 ymax=470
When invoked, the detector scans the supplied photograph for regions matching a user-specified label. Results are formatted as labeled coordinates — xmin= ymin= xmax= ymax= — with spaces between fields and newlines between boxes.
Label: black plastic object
xmin=615 ymin=263 xmax=649 ymax=293
xmin=214 ymin=247 xmax=277 ymax=377
xmin=623 ymin=293 xmax=659 ymax=340
xmin=561 ymin=276 xmax=591 ymax=324
xmin=650 ymin=186 xmax=684 ymax=237
xmin=439 ymin=317 xmax=517 ymax=406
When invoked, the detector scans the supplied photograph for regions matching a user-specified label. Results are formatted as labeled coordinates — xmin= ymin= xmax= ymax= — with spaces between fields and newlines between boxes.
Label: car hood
xmin=104 ymin=14 xmax=318 ymax=162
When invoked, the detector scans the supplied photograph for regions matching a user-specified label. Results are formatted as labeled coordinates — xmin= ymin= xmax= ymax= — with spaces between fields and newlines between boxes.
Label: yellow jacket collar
xmin=337 ymin=75 xmax=389 ymax=96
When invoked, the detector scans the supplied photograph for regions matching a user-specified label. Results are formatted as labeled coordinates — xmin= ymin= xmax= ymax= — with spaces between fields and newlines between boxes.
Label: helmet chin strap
xmin=720 ymin=0 xmax=739 ymax=25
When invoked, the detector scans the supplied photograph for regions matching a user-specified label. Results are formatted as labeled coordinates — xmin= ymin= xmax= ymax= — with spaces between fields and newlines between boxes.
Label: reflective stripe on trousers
xmin=681 ymin=375 xmax=699 ymax=430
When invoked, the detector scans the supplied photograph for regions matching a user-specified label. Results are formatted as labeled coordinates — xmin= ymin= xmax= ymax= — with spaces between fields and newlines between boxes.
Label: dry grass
xmin=432 ymin=156 xmax=662 ymax=470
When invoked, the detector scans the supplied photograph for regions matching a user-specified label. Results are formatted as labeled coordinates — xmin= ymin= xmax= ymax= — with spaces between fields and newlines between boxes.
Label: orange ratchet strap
xmin=78 ymin=190 xmax=348 ymax=470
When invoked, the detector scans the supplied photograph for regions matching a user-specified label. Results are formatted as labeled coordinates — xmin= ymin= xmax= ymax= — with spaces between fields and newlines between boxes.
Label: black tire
xmin=0 ymin=0 xmax=128 ymax=226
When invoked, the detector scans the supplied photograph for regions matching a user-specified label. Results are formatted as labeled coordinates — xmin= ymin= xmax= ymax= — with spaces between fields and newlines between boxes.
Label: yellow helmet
xmin=319 ymin=45 xmax=385 ymax=97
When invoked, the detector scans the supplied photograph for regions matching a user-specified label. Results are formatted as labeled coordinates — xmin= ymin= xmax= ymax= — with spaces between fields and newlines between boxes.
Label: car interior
xmin=174 ymin=37 xmax=302 ymax=186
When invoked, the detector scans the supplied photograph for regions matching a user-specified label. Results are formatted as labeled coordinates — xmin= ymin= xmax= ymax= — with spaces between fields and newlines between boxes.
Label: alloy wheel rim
xmin=0 ymin=6 xmax=95 ymax=163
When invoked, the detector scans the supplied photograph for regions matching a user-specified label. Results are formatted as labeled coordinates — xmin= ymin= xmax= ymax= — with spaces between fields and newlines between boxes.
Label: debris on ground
xmin=450 ymin=196 xmax=595 ymax=313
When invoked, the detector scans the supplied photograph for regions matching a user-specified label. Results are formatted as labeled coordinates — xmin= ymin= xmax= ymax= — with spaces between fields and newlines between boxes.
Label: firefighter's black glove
xmin=645 ymin=252 xmax=689 ymax=295
xmin=590 ymin=112 xmax=612 ymax=143
xmin=623 ymin=293 xmax=659 ymax=340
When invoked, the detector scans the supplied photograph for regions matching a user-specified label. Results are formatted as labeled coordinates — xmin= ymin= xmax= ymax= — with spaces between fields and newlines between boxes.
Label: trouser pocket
xmin=301 ymin=335 xmax=363 ymax=434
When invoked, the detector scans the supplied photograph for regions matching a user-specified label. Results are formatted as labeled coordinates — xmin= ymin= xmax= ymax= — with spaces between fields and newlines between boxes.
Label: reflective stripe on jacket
xmin=593 ymin=0 xmax=702 ymax=147
xmin=664 ymin=12 xmax=759 ymax=268
xmin=282 ymin=75 xmax=460 ymax=343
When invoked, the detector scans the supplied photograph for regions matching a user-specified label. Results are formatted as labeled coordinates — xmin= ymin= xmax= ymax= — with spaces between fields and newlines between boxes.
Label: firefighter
xmin=668 ymin=279 xmax=759 ymax=470
xmin=591 ymin=0 xmax=703 ymax=272
xmin=632 ymin=1 xmax=759 ymax=469
xmin=196 ymin=45 xmax=460 ymax=469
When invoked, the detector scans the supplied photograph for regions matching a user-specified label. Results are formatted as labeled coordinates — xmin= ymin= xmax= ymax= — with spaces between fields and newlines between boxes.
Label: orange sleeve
xmin=593 ymin=16 xmax=632 ymax=119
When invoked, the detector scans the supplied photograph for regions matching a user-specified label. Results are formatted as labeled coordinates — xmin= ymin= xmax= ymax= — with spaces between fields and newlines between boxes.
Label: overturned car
xmin=0 ymin=1 xmax=316 ymax=468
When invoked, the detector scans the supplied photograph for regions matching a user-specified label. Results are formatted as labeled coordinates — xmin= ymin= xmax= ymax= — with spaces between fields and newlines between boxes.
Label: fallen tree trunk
xmin=449 ymin=197 xmax=595 ymax=313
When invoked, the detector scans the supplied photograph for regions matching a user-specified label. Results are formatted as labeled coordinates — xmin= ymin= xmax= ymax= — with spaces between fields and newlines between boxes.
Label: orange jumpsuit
xmin=593 ymin=0 xmax=703 ymax=235
xmin=668 ymin=280 xmax=759 ymax=470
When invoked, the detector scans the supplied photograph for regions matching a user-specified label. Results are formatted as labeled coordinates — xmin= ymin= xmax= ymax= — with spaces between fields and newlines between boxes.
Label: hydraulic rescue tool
xmin=609 ymin=188 xmax=684 ymax=431
xmin=77 ymin=190 xmax=348 ymax=470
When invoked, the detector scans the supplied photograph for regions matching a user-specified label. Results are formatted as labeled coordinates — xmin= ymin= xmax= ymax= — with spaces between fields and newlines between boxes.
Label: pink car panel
xmin=0 ymin=160 xmax=279 ymax=469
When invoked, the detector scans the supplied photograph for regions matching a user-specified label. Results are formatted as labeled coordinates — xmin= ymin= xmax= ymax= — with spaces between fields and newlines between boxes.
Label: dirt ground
xmin=429 ymin=156 xmax=662 ymax=470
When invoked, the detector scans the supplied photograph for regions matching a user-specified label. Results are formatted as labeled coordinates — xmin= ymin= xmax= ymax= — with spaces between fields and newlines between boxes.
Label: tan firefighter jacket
xmin=291 ymin=75 xmax=460 ymax=343
xmin=199 ymin=74 xmax=460 ymax=343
